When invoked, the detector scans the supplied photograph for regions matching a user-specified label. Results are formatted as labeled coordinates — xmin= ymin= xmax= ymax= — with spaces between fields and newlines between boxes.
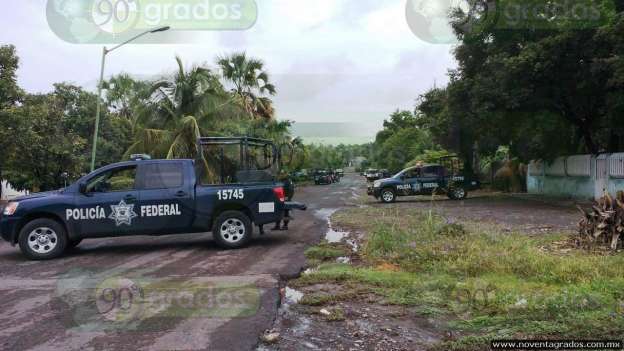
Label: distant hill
xmin=290 ymin=122 xmax=376 ymax=145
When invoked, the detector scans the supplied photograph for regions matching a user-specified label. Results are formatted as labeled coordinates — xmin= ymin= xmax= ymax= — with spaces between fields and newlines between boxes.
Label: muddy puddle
xmin=284 ymin=286 xmax=303 ymax=304
xmin=314 ymin=208 xmax=357 ymax=247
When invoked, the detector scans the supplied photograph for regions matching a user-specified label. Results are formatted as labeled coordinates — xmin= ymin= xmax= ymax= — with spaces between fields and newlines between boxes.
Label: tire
xmin=18 ymin=218 xmax=68 ymax=260
xmin=380 ymin=188 xmax=396 ymax=203
xmin=212 ymin=211 xmax=253 ymax=249
xmin=449 ymin=187 xmax=467 ymax=200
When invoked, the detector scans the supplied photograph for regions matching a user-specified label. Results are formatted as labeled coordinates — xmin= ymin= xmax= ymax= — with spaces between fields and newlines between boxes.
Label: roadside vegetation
xmin=0 ymin=43 xmax=366 ymax=195
xmin=294 ymin=206 xmax=624 ymax=350
xmin=0 ymin=47 xmax=307 ymax=195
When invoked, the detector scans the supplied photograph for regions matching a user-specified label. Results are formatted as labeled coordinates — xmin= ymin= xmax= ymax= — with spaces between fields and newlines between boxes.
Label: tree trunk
xmin=608 ymin=130 xmax=620 ymax=153
xmin=0 ymin=163 xmax=3 ymax=200
xmin=580 ymin=127 xmax=599 ymax=154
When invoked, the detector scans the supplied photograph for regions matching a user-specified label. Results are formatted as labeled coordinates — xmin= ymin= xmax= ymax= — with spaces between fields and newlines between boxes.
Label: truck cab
xmin=0 ymin=137 xmax=306 ymax=260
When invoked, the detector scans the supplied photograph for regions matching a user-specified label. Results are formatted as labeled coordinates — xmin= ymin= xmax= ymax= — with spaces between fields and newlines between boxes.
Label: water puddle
xmin=316 ymin=208 xmax=348 ymax=242
xmin=326 ymin=227 xmax=349 ymax=243
xmin=346 ymin=239 xmax=359 ymax=253
xmin=336 ymin=257 xmax=351 ymax=264
xmin=314 ymin=208 xmax=338 ymax=221
xmin=284 ymin=287 xmax=304 ymax=304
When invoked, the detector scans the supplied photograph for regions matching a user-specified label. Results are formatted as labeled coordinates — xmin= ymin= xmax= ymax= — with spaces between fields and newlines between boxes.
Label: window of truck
xmin=86 ymin=166 xmax=137 ymax=193
xmin=141 ymin=163 xmax=184 ymax=190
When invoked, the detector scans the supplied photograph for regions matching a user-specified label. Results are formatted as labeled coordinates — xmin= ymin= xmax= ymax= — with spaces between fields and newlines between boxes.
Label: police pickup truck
xmin=0 ymin=137 xmax=305 ymax=260
xmin=368 ymin=163 xmax=480 ymax=203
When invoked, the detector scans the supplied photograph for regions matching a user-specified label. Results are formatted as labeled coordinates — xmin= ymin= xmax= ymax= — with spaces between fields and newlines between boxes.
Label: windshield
xmin=392 ymin=171 xmax=405 ymax=179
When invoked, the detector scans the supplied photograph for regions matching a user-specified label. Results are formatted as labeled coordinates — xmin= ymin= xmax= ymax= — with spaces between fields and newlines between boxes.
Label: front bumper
xmin=0 ymin=216 xmax=21 ymax=245
xmin=367 ymin=186 xmax=381 ymax=197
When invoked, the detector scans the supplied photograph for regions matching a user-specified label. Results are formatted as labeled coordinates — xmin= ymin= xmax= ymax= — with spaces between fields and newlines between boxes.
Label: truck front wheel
xmin=380 ymin=189 xmax=396 ymax=203
xmin=212 ymin=211 xmax=253 ymax=249
xmin=18 ymin=218 xmax=68 ymax=260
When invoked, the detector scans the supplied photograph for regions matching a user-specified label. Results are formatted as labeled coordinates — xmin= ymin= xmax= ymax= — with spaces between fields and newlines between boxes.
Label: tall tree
xmin=127 ymin=56 xmax=233 ymax=159
xmin=0 ymin=45 xmax=21 ymax=109
xmin=103 ymin=73 xmax=151 ymax=122
xmin=4 ymin=93 xmax=87 ymax=192
xmin=418 ymin=1 xmax=624 ymax=162
xmin=371 ymin=110 xmax=435 ymax=172
xmin=0 ymin=45 xmax=23 ymax=199
xmin=217 ymin=52 xmax=277 ymax=119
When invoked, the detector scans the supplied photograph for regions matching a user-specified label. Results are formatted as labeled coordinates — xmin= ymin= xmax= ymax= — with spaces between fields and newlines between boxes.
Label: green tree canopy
xmin=418 ymin=2 xmax=624 ymax=162
xmin=217 ymin=52 xmax=277 ymax=120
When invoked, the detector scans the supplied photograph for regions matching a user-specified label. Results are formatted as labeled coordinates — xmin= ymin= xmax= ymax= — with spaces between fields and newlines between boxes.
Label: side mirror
xmin=79 ymin=182 xmax=87 ymax=194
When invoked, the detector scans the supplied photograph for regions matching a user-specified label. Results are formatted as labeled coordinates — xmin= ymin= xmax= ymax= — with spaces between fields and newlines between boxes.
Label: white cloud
xmin=0 ymin=1 xmax=457 ymax=143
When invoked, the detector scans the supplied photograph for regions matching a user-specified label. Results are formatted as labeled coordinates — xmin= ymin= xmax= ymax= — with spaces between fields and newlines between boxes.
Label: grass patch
xmin=325 ymin=307 xmax=346 ymax=321
xmin=296 ymin=206 xmax=624 ymax=350
xmin=304 ymin=243 xmax=348 ymax=261
xmin=299 ymin=289 xmax=361 ymax=306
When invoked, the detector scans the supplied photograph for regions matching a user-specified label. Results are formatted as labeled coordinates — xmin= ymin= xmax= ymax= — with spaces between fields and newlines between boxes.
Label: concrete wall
xmin=527 ymin=154 xmax=624 ymax=200
xmin=1 ymin=180 xmax=28 ymax=201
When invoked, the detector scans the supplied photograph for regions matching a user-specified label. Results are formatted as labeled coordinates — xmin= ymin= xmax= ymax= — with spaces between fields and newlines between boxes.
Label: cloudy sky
xmin=0 ymin=0 xmax=457 ymax=143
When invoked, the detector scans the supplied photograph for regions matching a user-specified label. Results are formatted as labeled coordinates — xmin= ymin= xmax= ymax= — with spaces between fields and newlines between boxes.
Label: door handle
xmin=175 ymin=191 xmax=188 ymax=198
xmin=124 ymin=195 xmax=137 ymax=201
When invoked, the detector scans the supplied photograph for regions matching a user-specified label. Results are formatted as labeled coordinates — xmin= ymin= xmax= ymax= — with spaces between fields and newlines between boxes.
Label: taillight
xmin=273 ymin=187 xmax=285 ymax=202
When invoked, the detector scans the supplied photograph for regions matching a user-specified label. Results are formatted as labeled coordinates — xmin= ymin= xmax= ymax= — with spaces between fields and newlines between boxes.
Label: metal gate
xmin=595 ymin=155 xmax=608 ymax=199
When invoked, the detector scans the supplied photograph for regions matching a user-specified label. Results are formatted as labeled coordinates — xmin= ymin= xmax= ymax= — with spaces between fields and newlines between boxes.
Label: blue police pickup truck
xmin=368 ymin=161 xmax=480 ymax=203
xmin=0 ymin=137 xmax=305 ymax=260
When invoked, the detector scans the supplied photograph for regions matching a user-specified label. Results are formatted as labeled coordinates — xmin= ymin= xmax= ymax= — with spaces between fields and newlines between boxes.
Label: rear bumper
xmin=285 ymin=202 xmax=307 ymax=211
xmin=254 ymin=202 xmax=306 ymax=226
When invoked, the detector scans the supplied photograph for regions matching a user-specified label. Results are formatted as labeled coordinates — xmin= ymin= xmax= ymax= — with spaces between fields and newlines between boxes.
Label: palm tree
xmin=217 ymin=52 xmax=277 ymax=119
xmin=103 ymin=73 xmax=150 ymax=122
xmin=126 ymin=56 xmax=236 ymax=160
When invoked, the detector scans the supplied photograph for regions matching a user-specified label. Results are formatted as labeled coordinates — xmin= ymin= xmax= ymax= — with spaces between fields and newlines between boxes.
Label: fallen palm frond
xmin=577 ymin=192 xmax=624 ymax=251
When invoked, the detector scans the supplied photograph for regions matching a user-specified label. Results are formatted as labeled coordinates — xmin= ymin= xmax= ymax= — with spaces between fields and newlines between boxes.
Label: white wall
xmin=528 ymin=154 xmax=624 ymax=200
xmin=1 ymin=180 xmax=28 ymax=200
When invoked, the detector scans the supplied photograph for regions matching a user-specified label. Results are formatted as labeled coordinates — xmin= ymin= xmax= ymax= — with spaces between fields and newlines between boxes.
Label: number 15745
xmin=217 ymin=189 xmax=244 ymax=200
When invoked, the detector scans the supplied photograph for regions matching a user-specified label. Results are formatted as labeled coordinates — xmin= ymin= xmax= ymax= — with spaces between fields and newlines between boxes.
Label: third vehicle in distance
xmin=368 ymin=159 xmax=480 ymax=203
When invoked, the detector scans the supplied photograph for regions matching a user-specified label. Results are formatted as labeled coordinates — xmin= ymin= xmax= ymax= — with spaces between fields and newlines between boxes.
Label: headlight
xmin=3 ymin=202 xmax=19 ymax=216
xmin=373 ymin=181 xmax=381 ymax=188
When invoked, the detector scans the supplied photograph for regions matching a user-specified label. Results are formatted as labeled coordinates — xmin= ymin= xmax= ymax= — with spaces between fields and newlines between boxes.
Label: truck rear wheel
xmin=212 ymin=211 xmax=253 ymax=249
xmin=18 ymin=218 xmax=68 ymax=260
xmin=448 ymin=187 xmax=467 ymax=200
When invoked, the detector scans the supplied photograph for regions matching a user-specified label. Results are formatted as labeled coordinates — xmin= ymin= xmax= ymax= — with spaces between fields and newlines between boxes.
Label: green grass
xmin=299 ymin=289 xmax=361 ymax=306
xmin=297 ymin=207 xmax=624 ymax=350
xmin=304 ymin=243 xmax=348 ymax=261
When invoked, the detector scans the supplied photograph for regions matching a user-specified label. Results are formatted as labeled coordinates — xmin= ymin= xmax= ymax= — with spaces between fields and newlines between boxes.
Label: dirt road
xmin=0 ymin=175 xmax=581 ymax=351
xmin=0 ymin=176 xmax=364 ymax=351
